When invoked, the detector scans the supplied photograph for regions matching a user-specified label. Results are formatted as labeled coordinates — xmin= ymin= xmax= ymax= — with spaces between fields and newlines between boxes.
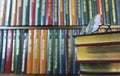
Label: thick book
xmin=97 ymin=0 xmax=104 ymax=24
xmin=27 ymin=0 xmax=35 ymax=74
xmin=39 ymin=30 xmax=47 ymax=74
xmin=46 ymin=0 xmax=52 ymax=25
xmin=69 ymin=0 xmax=77 ymax=26
xmin=1 ymin=0 xmax=12 ymax=73
xmin=76 ymin=44 xmax=120 ymax=62
xmin=80 ymin=63 xmax=120 ymax=73
xmin=74 ymin=32 xmax=120 ymax=46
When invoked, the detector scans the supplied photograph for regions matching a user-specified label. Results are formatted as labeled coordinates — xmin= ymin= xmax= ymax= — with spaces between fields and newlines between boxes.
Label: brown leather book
xmin=69 ymin=0 xmax=77 ymax=26
xmin=39 ymin=30 xmax=47 ymax=74
xmin=0 ymin=0 xmax=6 ymax=26
xmin=32 ymin=29 xmax=41 ymax=74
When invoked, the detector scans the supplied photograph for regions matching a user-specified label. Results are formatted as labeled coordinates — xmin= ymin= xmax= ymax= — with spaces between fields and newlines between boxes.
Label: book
xmin=46 ymin=0 xmax=52 ymax=25
xmin=97 ymin=0 xmax=104 ymax=24
xmin=32 ymin=30 xmax=40 ymax=74
xmin=39 ymin=30 xmax=47 ymax=74
xmin=116 ymin=0 xmax=120 ymax=25
xmin=80 ymin=63 xmax=120 ymax=73
xmin=109 ymin=0 xmax=117 ymax=25
xmin=76 ymin=44 xmax=120 ymax=62
xmin=0 ymin=0 xmax=6 ymax=26
xmin=74 ymin=32 xmax=120 ymax=46
xmin=88 ymin=0 xmax=93 ymax=20
xmin=27 ymin=0 xmax=35 ymax=74
xmin=64 ymin=0 xmax=69 ymax=26
xmin=1 ymin=0 xmax=12 ymax=73
xmin=69 ymin=0 xmax=77 ymax=26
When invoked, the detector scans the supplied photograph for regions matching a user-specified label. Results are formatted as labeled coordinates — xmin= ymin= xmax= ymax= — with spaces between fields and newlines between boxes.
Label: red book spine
xmin=97 ymin=0 xmax=104 ymax=24
xmin=5 ymin=30 xmax=13 ymax=73
xmin=46 ymin=0 xmax=52 ymax=25
xmin=29 ymin=0 xmax=36 ymax=26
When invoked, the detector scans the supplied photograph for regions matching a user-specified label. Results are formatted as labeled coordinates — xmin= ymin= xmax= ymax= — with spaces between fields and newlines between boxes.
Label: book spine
xmin=92 ymin=0 xmax=97 ymax=16
xmin=41 ymin=0 xmax=46 ymax=25
xmin=5 ymin=30 xmax=13 ymax=73
xmin=109 ymin=0 xmax=117 ymax=25
xmin=88 ymin=0 xmax=93 ymax=21
xmin=103 ymin=0 xmax=110 ymax=24
xmin=46 ymin=30 xmax=53 ymax=74
xmin=10 ymin=0 xmax=17 ymax=25
xmin=97 ymin=0 xmax=104 ymax=24
xmin=46 ymin=0 xmax=52 ymax=25
xmin=52 ymin=0 xmax=58 ymax=25
xmin=58 ymin=0 xmax=64 ymax=26
xmin=32 ymin=30 xmax=40 ymax=74
xmin=0 ymin=0 xmax=6 ymax=25
xmin=35 ymin=0 xmax=41 ymax=25
xmin=64 ymin=0 xmax=69 ymax=26
xmin=0 ymin=30 xmax=3 ymax=70
xmin=22 ymin=0 xmax=30 ymax=25
xmin=40 ymin=30 xmax=47 ymax=74
xmin=116 ymin=0 xmax=120 ymax=25
xmin=27 ymin=0 xmax=36 ymax=74
xmin=76 ymin=0 xmax=82 ymax=25
xmin=69 ymin=0 xmax=77 ymax=26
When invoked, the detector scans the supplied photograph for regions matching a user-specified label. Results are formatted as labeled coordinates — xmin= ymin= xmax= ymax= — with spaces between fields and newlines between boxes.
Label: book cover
xmin=46 ymin=0 xmax=52 ymax=25
xmin=39 ymin=30 xmax=47 ymax=74
xmin=1 ymin=0 xmax=12 ymax=73
xmin=69 ymin=0 xmax=77 ymax=26
xmin=27 ymin=0 xmax=36 ymax=74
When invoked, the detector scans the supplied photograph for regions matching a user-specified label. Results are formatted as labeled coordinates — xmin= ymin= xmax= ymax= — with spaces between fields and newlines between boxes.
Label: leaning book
xmin=74 ymin=32 xmax=120 ymax=62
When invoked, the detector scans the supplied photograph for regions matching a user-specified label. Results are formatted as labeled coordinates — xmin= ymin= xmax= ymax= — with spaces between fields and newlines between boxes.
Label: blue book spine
xmin=0 ymin=31 xmax=3 ymax=70
xmin=1 ymin=0 xmax=12 ymax=73
xmin=35 ymin=0 xmax=41 ymax=25
xmin=115 ymin=0 xmax=120 ymax=25
xmin=41 ymin=0 xmax=46 ymax=25
xmin=76 ymin=0 xmax=82 ymax=26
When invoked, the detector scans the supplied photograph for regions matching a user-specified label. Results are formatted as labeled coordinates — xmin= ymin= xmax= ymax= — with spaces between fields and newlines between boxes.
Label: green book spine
xmin=109 ymin=0 xmax=117 ymax=25
xmin=103 ymin=0 xmax=110 ymax=24
xmin=64 ymin=0 xmax=69 ymax=26
xmin=92 ymin=0 xmax=97 ymax=16
xmin=88 ymin=0 xmax=93 ymax=21
xmin=47 ymin=30 xmax=53 ymax=74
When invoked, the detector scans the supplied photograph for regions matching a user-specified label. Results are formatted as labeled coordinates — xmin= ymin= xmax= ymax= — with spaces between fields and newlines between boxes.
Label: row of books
xmin=0 ymin=29 xmax=80 ymax=74
xmin=1 ymin=0 xmax=120 ymax=26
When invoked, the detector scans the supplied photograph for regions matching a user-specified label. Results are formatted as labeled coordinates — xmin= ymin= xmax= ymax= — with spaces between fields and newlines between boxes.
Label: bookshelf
xmin=1 ymin=0 xmax=120 ymax=76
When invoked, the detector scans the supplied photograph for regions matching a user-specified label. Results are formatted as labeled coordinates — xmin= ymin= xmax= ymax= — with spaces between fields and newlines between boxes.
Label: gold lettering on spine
xmin=112 ymin=0 xmax=116 ymax=23
xmin=65 ymin=0 xmax=68 ymax=14
xmin=54 ymin=0 xmax=57 ymax=22
xmin=84 ymin=0 xmax=86 ymax=12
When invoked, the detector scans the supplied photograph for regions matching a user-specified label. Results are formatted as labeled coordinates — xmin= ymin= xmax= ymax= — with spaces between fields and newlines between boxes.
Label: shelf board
xmin=0 ymin=25 xmax=120 ymax=30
